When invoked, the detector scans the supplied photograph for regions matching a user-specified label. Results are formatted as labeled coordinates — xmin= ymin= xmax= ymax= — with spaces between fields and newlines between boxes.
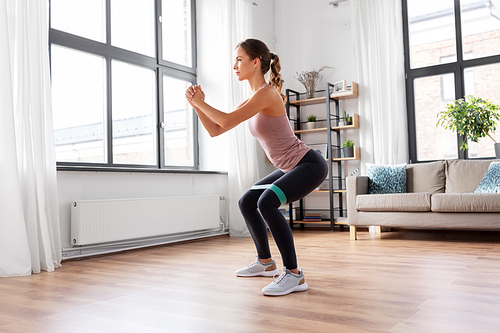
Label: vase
xmin=495 ymin=143 xmax=500 ymax=159
xmin=305 ymin=85 xmax=316 ymax=99
xmin=342 ymin=147 xmax=354 ymax=158
xmin=306 ymin=122 xmax=316 ymax=130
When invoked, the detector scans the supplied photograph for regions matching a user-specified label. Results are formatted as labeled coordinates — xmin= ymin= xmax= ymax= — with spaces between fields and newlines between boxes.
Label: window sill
xmin=56 ymin=165 xmax=228 ymax=175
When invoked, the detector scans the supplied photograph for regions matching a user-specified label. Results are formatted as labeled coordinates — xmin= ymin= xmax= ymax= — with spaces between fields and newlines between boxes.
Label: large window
xmin=50 ymin=0 xmax=198 ymax=170
xmin=403 ymin=0 xmax=500 ymax=162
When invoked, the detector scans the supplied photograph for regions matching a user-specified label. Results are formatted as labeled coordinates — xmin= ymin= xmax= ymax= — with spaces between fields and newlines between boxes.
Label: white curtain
xmin=223 ymin=0 xmax=260 ymax=237
xmin=0 ymin=0 xmax=62 ymax=277
xmin=352 ymin=0 xmax=409 ymax=173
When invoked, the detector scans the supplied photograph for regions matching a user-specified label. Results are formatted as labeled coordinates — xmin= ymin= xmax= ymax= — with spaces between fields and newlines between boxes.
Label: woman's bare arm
xmin=188 ymin=85 xmax=279 ymax=130
xmin=191 ymin=104 xmax=236 ymax=137
xmin=186 ymin=86 xmax=249 ymax=137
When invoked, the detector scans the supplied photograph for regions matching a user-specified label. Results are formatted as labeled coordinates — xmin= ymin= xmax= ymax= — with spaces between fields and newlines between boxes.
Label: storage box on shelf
xmin=286 ymin=82 xmax=359 ymax=231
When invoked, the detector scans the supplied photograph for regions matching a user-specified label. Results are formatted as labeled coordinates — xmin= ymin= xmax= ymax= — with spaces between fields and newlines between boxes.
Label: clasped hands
xmin=185 ymin=85 xmax=205 ymax=108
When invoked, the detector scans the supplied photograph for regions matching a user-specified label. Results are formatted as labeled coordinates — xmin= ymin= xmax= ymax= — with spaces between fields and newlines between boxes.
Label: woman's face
xmin=233 ymin=46 xmax=257 ymax=81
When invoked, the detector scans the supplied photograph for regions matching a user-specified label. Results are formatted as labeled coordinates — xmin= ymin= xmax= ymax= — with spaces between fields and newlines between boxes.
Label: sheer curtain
xmin=0 ymin=0 xmax=62 ymax=277
xmin=352 ymin=0 xmax=408 ymax=172
xmin=223 ymin=0 xmax=260 ymax=237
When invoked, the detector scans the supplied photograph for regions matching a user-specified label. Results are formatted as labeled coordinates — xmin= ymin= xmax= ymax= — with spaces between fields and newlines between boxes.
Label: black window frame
xmin=402 ymin=0 xmax=500 ymax=163
xmin=49 ymin=0 xmax=200 ymax=172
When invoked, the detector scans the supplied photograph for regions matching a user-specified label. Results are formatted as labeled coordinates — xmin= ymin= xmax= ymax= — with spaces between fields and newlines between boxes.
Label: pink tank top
xmin=249 ymin=111 xmax=310 ymax=173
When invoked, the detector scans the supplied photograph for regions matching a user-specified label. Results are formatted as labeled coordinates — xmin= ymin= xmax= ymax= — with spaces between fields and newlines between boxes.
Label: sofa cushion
xmin=367 ymin=163 xmax=406 ymax=194
xmin=475 ymin=162 xmax=500 ymax=193
xmin=357 ymin=193 xmax=431 ymax=212
xmin=445 ymin=159 xmax=497 ymax=193
xmin=432 ymin=193 xmax=500 ymax=212
xmin=406 ymin=161 xmax=445 ymax=194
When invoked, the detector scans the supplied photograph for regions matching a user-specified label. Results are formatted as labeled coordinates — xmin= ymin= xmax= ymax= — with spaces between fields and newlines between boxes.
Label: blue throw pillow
xmin=367 ymin=163 xmax=407 ymax=194
xmin=475 ymin=162 xmax=500 ymax=193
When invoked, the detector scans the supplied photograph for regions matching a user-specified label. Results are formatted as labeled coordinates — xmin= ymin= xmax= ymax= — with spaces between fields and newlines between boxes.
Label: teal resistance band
xmin=250 ymin=184 xmax=287 ymax=205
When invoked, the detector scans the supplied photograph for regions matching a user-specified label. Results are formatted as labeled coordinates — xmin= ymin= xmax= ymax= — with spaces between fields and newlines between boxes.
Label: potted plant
xmin=342 ymin=139 xmax=355 ymax=158
xmin=437 ymin=95 xmax=500 ymax=157
xmin=294 ymin=66 xmax=334 ymax=99
xmin=344 ymin=111 xmax=353 ymax=126
xmin=306 ymin=115 xmax=317 ymax=129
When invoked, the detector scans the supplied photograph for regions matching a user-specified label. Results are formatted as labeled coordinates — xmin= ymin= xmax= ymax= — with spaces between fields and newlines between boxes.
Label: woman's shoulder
xmin=258 ymin=84 xmax=283 ymax=101
xmin=258 ymin=86 xmax=286 ymax=116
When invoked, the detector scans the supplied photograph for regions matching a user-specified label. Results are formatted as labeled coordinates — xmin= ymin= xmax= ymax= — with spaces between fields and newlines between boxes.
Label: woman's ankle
xmin=259 ymin=257 xmax=272 ymax=264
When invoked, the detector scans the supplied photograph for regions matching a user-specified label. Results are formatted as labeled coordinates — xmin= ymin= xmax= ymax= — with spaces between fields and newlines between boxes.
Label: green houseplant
xmin=306 ymin=114 xmax=317 ymax=129
xmin=437 ymin=96 xmax=500 ymax=157
xmin=342 ymin=139 xmax=355 ymax=158
xmin=344 ymin=111 xmax=353 ymax=125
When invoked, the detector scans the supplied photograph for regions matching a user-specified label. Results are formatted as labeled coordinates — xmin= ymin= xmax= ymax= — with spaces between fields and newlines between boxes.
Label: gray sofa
xmin=347 ymin=159 xmax=500 ymax=240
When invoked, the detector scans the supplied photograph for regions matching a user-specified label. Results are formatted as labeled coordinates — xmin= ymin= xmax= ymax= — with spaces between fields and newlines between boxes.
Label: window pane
xmin=407 ymin=0 xmax=456 ymax=69
xmin=415 ymin=74 xmax=458 ymax=161
xmin=163 ymin=76 xmax=193 ymax=166
xmin=51 ymin=0 xmax=105 ymax=43
xmin=111 ymin=0 xmax=155 ymax=57
xmin=162 ymin=0 xmax=192 ymax=67
xmin=461 ymin=0 xmax=500 ymax=60
xmin=464 ymin=63 xmax=500 ymax=158
xmin=112 ymin=61 xmax=157 ymax=165
xmin=51 ymin=46 xmax=107 ymax=163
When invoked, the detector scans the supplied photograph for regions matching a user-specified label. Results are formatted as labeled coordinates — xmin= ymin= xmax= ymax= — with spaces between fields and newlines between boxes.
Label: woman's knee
xmin=257 ymin=190 xmax=281 ymax=213
xmin=238 ymin=191 xmax=259 ymax=212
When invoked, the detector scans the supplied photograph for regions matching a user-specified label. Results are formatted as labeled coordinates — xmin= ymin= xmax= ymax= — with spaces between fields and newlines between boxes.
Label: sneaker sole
xmin=262 ymin=282 xmax=309 ymax=296
xmin=236 ymin=269 xmax=279 ymax=277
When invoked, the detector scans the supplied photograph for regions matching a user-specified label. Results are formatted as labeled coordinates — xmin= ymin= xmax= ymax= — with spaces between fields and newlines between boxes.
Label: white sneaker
xmin=261 ymin=268 xmax=308 ymax=296
xmin=235 ymin=258 xmax=279 ymax=277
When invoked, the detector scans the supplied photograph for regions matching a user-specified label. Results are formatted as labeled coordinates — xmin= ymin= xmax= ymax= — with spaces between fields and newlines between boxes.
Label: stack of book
xmin=303 ymin=213 xmax=322 ymax=222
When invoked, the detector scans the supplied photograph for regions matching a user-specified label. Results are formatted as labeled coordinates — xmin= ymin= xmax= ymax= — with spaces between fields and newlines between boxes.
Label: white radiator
xmin=71 ymin=195 xmax=222 ymax=246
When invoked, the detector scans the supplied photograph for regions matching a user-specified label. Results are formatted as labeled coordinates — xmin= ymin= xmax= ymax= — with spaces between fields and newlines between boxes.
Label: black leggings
xmin=238 ymin=149 xmax=328 ymax=270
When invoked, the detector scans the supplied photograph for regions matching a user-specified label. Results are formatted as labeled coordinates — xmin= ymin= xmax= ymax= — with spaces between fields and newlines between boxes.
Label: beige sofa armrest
xmin=346 ymin=176 xmax=369 ymax=226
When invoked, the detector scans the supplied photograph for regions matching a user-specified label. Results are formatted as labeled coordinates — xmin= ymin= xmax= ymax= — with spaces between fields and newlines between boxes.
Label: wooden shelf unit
xmin=285 ymin=81 xmax=360 ymax=232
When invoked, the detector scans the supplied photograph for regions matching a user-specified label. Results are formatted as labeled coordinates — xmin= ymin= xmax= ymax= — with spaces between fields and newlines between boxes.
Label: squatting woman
xmin=185 ymin=38 xmax=328 ymax=296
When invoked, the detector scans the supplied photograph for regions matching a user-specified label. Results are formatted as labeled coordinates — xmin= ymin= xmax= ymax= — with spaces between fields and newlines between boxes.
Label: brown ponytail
xmin=269 ymin=53 xmax=285 ymax=103
xmin=236 ymin=39 xmax=286 ymax=103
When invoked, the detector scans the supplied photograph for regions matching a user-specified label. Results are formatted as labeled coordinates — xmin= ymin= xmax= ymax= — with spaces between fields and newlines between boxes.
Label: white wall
xmin=275 ymin=0 xmax=355 ymax=91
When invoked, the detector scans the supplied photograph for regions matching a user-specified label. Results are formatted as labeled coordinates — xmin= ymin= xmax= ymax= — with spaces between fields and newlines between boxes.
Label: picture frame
xmin=331 ymin=80 xmax=347 ymax=93
xmin=309 ymin=143 xmax=328 ymax=160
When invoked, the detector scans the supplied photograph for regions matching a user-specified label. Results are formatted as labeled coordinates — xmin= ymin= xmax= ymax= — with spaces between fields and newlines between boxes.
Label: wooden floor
xmin=1 ymin=229 xmax=500 ymax=333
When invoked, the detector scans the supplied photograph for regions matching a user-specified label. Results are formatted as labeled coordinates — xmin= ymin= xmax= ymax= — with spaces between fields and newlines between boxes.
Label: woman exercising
xmin=185 ymin=38 xmax=328 ymax=296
